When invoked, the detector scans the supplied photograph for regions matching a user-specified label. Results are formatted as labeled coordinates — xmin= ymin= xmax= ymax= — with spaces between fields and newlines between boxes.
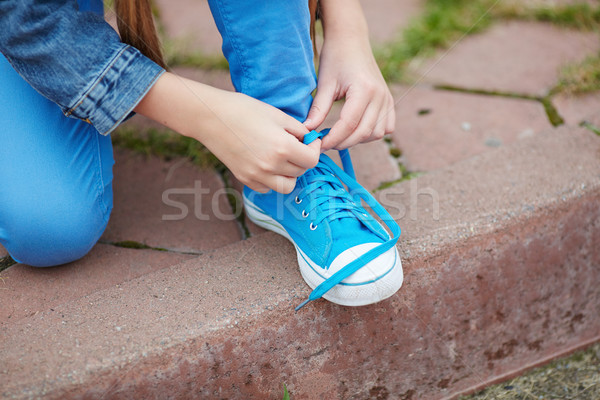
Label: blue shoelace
xmin=295 ymin=129 xmax=401 ymax=311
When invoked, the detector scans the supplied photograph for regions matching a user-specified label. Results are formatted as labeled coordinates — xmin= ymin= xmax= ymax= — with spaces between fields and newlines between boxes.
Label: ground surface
xmin=1 ymin=0 xmax=599 ymax=399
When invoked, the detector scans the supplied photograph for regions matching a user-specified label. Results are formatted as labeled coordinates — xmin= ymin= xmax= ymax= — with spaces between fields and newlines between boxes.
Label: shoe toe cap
xmin=328 ymin=243 xmax=400 ymax=285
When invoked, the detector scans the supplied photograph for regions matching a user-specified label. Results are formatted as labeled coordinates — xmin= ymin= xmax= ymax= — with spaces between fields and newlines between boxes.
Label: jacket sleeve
xmin=0 ymin=0 xmax=165 ymax=135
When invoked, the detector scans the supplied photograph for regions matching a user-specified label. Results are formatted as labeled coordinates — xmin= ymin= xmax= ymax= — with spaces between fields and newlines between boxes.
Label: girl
xmin=0 ymin=0 xmax=402 ymax=309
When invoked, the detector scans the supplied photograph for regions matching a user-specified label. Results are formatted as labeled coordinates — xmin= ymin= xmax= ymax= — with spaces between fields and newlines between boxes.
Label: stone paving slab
xmin=154 ymin=0 xmax=223 ymax=56
xmin=553 ymin=91 xmax=600 ymax=126
xmin=0 ymin=244 xmax=193 ymax=327
xmin=101 ymin=149 xmax=242 ymax=253
xmin=391 ymin=84 xmax=552 ymax=172
xmin=359 ymin=0 xmax=424 ymax=44
xmin=2 ymin=126 xmax=599 ymax=399
xmin=415 ymin=21 xmax=600 ymax=96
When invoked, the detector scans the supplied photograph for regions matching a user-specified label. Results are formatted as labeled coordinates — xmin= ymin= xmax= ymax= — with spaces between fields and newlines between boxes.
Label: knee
xmin=3 ymin=198 xmax=111 ymax=267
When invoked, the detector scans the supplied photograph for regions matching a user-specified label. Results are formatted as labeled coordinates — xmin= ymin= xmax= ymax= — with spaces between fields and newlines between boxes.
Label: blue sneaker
xmin=243 ymin=129 xmax=402 ymax=310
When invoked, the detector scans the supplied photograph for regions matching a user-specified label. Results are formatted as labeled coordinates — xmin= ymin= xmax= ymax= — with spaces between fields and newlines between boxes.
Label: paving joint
xmin=581 ymin=120 xmax=600 ymax=137
xmin=433 ymin=84 xmax=566 ymax=127
xmin=98 ymin=240 xmax=203 ymax=256
xmin=217 ymin=168 xmax=251 ymax=240
xmin=377 ymin=136 xmax=422 ymax=192
xmin=0 ymin=256 xmax=16 ymax=273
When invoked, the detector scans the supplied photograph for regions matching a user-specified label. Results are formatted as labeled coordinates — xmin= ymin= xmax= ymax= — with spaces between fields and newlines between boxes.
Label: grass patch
xmin=581 ymin=120 xmax=600 ymax=136
xmin=219 ymin=171 xmax=250 ymax=239
xmin=462 ymin=341 xmax=600 ymax=399
xmin=494 ymin=2 xmax=600 ymax=31
xmin=376 ymin=0 xmax=497 ymax=81
xmin=389 ymin=147 xmax=403 ymax=158
xmin=111 ymin=240 xmax=167 ymax=252
xmin=376 ymin=0 xmax=600 ymax=83
xmin=553 ymin=54 xmax=600 ymax=95
xmin=282 ymin=384 xmax=290 ymax=400
xmin=540 ymin=97 xmax=565 ymax=127
xmin=112 ymin=125 xmax=223 ymax=170
xmin=375 ymin=164 xmax=423 ymax=191
xmin=0 ymin=256 xmax=16 ymax=273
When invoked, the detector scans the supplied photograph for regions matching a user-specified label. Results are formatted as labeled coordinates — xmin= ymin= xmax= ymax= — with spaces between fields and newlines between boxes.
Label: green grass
xmin=110 ymin=240 xmax=167 ymax=252
xmin=0 ymin=256 xmax=16 ymax=273
xmin=462 ymin=342 xmax=600 ymax=399
xmin=494 ymin=2 xmax=600 ymax=31
xmin=282 ymin=384 xmax=290 ymax=400
xmin=376 ymin=0 xmax=497 ymax=81
xmin=111 ymin=126 xmax=223 ymax=170
xmin=376 ymin=0 xmax=600 ymax=83
xmin=581 ymin=120 xmax=600 ymax=136
xmin=553 ymin=54 xmax=600 ymax=95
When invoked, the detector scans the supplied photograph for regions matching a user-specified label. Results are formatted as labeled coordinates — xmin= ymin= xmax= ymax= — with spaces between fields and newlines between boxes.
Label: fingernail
xmin=304 ymin=119 xmax=312 ymax=126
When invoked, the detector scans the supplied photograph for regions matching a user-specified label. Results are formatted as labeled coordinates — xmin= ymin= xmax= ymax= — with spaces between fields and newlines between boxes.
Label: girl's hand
xmin=135 ymin=72 xmax=321 ymax=194
xmin=304 ymin=0 xmax=395 ymax=151
xmin=202 ymin=89 xmax=321 ymax=194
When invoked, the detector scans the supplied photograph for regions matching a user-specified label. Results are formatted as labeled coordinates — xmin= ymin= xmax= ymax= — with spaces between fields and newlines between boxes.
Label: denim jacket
xmin=0 ymin=0 xmax=165 ymax=135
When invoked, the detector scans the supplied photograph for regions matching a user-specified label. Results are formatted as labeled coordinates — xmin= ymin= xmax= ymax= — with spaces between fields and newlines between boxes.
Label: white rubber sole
xmin=243 ymin=195 xmax=403 ymax=306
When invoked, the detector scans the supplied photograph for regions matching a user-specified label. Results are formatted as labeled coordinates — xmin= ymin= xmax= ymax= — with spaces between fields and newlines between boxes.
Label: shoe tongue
xmin=302 ymin=163 xmax=384 ymax=264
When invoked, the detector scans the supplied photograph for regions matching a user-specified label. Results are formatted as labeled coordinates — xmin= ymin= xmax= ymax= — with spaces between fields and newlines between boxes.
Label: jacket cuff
xmin=66 ymin=44 xmax=165 ymax=135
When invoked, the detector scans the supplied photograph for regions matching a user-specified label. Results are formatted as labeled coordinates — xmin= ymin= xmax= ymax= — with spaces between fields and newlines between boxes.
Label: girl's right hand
xmin=135 ymin=72 xmax=321 ymax=194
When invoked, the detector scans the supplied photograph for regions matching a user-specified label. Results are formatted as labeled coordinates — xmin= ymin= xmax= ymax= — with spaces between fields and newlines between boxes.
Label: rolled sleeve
xmin=67 ymin=45 xmax=164 ymax=135
xmin=0 ymin=0 xmax=165 ymax=135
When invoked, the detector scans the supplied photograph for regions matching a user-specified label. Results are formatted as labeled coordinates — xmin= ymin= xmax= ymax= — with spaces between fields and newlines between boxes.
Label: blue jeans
xmin=0 ymin=0 xmax=315 ymax=266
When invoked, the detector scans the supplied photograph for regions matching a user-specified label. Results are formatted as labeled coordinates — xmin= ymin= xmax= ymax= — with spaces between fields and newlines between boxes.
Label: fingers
xmin=304 ymin=83 xmax=337 ymax=130
xmin=321 ymin=87 xmax=370 ymax=150
xmin=278 ymin=161 xmax=308 ymax=178
xmin=287 ymin=137 xmax=321 ymax=169
xmin=264 ymin=175 xmax=297 ymax=194
xmin=322 ymin=86 xmax=396 ymax=149
xmin=283 ymin=117 xmax=311 ymax=141
xmin=385 ymin=93 xmax=396 ymax=134
xmin=362 ymin=94 xmax=395 ymax=144
xmin=245 ymin=179 xmax=271 ymax=194
xmin=336 ymin=97 xmax=382 ymax=149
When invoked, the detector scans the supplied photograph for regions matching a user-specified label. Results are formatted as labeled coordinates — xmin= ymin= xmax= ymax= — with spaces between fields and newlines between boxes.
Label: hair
xmin=309 ymin=0 xmax=319 ymax=55
xmin=114 ymin=0 xmax=319 ymax=69
xmin=114 ymin=0 xmax=166 ymax=69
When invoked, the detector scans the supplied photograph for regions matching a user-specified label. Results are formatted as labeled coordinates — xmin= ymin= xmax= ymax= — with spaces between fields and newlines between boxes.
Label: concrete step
xmin=0 ymin=245 xmax=195 ymax=328
xmin=2 ymin=126 xmax=599 ymax=399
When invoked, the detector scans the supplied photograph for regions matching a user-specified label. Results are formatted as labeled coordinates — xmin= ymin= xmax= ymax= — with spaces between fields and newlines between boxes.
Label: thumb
xmin=304 ymin=84 xmax=336 ymax=130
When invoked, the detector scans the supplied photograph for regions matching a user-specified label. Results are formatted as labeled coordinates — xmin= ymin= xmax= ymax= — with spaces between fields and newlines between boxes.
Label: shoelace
xmin=295 ymin=129 xmax=401 ymax=311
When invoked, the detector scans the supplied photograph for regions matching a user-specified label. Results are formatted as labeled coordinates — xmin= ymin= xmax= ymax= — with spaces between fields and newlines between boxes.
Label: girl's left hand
xmin=304 ymin=26 xmax=395 ymax=151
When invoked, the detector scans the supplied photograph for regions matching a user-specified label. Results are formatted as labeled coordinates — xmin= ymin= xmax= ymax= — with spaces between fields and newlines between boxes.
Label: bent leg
xmin=0 ymin=54 xmax=114 ymax=267
xmin=207 ymin=0 xmax=316 ymax=121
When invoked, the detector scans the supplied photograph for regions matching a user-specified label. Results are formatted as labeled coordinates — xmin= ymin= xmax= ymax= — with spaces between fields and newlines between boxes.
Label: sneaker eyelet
xmin=310 ymin=223 xmax=317 ymax=231
xmin=295 ymin=196 xmax=302 ymax=204
xmin=302 ymin=210 xmax=309 ymax=218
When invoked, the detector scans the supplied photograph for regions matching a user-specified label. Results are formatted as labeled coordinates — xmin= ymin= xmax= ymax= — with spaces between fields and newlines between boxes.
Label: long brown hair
xmin=114 ymin=0 xmax=318 ymax=69
xmin=309 ymin=0 xmax=319 ymax=55
xmin=115 ymin=0 xmax=166 ymax=69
